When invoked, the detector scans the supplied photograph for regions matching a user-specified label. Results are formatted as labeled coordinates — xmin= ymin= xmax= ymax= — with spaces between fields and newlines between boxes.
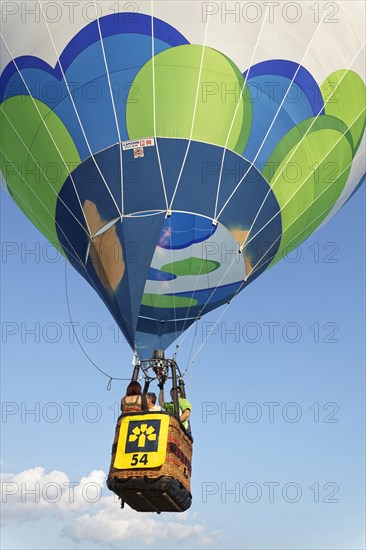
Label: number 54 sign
xmin=114 ymin=414 xmax=170 ymax=469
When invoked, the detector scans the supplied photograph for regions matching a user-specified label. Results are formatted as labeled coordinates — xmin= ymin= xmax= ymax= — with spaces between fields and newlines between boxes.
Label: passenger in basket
xmin=158 ymin=385 xmax=191 ymax=429
xmin=120 ymin=381 xmax=143 ymax=413
xmin=146 ymin=392 xmax=162 ymax=411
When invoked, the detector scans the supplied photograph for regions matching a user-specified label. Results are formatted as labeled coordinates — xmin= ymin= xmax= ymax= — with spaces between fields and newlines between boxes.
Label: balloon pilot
xmin=158 ymin=385 xmax=191 ymax=430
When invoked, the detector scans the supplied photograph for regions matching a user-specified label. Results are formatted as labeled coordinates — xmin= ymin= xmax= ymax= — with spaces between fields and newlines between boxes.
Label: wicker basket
xmin=108 ymin=411 xmax=192 ymax=493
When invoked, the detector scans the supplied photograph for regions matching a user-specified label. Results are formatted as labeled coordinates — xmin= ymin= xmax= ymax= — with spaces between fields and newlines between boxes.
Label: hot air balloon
xmin=1 ymin=1 xmax=365 ymax=512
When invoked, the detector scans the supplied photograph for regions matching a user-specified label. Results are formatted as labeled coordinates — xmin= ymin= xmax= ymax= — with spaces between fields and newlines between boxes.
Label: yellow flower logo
xmin=128 ymin=423 xmax=157 ymax=448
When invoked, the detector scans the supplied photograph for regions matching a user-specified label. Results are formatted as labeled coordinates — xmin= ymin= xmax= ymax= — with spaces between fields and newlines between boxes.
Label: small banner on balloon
xmin=122 ymin=138 xmax=155 ymax=150
xmin=114 ymin=414 xmax=170 ymax=469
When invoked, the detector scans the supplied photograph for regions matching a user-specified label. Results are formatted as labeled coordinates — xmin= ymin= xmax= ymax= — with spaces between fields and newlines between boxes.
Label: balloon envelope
xmin=1 ymin=2 xmax=365 ymax=359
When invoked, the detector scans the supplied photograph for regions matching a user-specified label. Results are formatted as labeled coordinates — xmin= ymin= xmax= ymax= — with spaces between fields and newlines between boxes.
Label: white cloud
xmin=62 ymin=498 xmax=214 ymax=545
xmin=1 ymin=467 xmax=217 ymax=547
xmin=1 ymin=467 xmax=105 ymax=523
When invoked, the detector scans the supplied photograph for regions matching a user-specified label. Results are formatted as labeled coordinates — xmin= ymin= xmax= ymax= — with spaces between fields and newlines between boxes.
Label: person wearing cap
xmin=158 ymin=385 xmax=192 ymax=429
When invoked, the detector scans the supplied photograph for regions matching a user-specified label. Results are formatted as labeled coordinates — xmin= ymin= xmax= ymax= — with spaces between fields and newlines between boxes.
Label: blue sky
xmin=1 ymin=184 xmax=365 ymax=550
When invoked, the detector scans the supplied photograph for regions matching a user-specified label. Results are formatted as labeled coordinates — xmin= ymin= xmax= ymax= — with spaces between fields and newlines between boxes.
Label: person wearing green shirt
xmin=158 ymin=386 xmax=192 ymax=429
